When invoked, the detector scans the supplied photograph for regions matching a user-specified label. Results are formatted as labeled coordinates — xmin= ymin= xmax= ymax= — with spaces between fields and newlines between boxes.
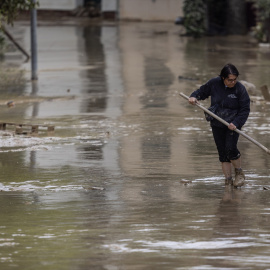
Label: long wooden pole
xmin=179 ymin=92 xmax=270 ymax=155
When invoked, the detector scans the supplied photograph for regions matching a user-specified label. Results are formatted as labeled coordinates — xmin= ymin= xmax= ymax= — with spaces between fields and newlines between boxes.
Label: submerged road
xmin=0 ymin=19 xmax=269 ymax=269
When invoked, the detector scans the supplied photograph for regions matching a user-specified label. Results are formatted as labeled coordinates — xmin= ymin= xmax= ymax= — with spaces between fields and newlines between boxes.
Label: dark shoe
xmin=225 ymin=177 xmax=233 ymax=185
xmin=233 ymin=168 xmax=245 ymax=187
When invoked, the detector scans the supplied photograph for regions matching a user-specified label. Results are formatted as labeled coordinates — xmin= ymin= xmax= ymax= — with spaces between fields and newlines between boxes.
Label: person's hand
xmin=228 ymin=123 xmax=237 ymax=131
xmin=188 ymin=97 xmax=199 ymax=105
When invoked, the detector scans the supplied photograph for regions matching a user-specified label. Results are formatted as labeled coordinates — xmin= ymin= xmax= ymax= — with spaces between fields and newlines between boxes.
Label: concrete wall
xmin=38 ymin=0 xmax=183 ymax=21
xmin=119 ymin=0 xmax=184 ymax=22
xmin=102 ymin=0 xmax=118 ymax=11
xmin=38 ymin=0 xmax=83 ymax=10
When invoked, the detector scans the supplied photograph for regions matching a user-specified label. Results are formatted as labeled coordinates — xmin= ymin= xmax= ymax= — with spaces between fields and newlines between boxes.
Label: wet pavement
xmin=0 ymin=19 xmax=269 ymax=269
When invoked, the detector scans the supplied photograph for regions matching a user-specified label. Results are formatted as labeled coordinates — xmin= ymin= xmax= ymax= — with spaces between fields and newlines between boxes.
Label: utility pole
xmin=31 ymin=0 xmax=38 ymax=80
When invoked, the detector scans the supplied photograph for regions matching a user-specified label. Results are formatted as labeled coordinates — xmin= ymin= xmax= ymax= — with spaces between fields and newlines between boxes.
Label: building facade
xmin=37 ymin=0 xmax=184 ymax=22
xmin=37 ymin=0 xmax=84 ymax=10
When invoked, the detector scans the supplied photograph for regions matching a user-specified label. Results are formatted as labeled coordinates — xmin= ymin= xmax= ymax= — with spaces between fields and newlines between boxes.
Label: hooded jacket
xmin=190 ymin=76 xmax=250 ymax=129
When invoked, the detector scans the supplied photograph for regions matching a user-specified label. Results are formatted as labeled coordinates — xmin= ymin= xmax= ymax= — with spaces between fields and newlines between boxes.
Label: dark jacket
xmin=190 ymin=76 xmax=250 ymax=129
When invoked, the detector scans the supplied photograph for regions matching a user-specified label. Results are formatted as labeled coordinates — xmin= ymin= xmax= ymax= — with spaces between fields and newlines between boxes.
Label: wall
xmin=119 ymin=0 xmax=184 ymax=22
xmin=101 ymin=0 xmax=118 ymax=11
xmin=37 ymin=0 xmax=83 ymax=10
xmin=101 ymin=0 xmax=118 ymax=19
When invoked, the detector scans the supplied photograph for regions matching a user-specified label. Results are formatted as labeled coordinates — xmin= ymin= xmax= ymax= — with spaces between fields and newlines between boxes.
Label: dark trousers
xmin=211 ymin=126 xmax=241 ymax=162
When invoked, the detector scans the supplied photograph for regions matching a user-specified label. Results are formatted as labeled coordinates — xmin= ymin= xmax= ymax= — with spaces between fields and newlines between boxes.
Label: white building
xmin=117 ymin=0 xmax=184 ymax=21
xmin=37 ymin=0 xmax=184 ymax=22
xmin=37 ymin=0 xmax=84 ymax=10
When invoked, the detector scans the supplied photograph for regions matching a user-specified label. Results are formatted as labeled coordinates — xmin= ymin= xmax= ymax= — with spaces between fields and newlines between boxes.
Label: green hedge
xmin=183 ymin=0 xmax=207 ymax=38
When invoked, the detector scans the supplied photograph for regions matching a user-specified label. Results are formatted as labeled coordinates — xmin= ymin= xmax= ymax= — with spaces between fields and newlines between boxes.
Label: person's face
xmin=223 ymin=74 xmax=238 ymax=88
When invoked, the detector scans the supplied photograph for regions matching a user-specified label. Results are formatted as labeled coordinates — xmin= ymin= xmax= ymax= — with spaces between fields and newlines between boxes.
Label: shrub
xmin=255 ymin=0 xmax=270 ymax=42
xmin=183 ymin=0 xmax=207 ymax=38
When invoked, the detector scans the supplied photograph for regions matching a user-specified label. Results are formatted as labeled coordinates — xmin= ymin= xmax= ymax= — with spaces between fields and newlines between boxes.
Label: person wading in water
xmin=188 ymin=63 xmax=250 ymax=187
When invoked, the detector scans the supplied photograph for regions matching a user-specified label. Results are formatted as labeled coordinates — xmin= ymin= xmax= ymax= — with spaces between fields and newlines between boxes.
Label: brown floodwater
xmin=0 ymin=20 xmax=269 ymax=270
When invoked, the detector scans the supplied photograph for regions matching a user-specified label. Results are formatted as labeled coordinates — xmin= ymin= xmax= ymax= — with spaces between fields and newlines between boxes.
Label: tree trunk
xmin=226 ymin=0 xmax=247 ymax=35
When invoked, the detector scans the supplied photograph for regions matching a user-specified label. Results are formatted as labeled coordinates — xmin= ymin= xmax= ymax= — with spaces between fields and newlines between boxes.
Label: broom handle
xmin=179 ymin=92 xmax=270 ymax=155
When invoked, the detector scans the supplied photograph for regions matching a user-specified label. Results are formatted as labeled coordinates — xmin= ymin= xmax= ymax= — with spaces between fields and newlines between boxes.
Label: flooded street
xmin=0 ymin=20 xmax=270 ymax=269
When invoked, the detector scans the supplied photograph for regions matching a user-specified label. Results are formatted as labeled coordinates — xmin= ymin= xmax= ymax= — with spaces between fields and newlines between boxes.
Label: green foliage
xmin=255 ymin=0 xmax=270 ymax=42
xmin=254 ymin=22 xmax=265 ymax=42
xmin=0 ymin=0 xmax=38 ymax=26
xmin=183 ymin=0 xmax=207 ymax=38
xmin=256 ymin=0 xmax=270 ymax=21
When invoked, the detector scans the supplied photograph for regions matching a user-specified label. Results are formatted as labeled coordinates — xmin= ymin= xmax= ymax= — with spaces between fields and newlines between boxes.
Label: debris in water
xmin=240 ymin=80 xmax=257 ymax=96
xmin=153 ymin=30 xmax=168 ymax=35
xmin=7 ymin=101 xmax=14 ymax=107
xmin=178 ymin=75 xmax=198 ymax=81
xmin=260 ymin=85 xmax=270 ymax=101
xmin=0 ymin=122 xmax=54 ymax=135
xmin=2 ymin=132 xmax=12 ymax=137
xmin=87 ymin=186 xmax=105 ymax=191
xmin=180 ymin=179 xmax=192 ymax=185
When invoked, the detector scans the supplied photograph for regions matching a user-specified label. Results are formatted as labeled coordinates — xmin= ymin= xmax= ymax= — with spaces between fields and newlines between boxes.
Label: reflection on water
xmin=0 ymin=21 xmax=269 ymax=269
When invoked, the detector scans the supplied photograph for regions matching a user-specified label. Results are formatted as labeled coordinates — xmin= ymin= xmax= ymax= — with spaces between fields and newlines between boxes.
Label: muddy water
xmin=0 ymin=21 xmax=269 ymax=269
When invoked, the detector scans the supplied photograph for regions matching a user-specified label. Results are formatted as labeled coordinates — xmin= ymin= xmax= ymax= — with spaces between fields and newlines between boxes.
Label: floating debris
xmin=180 ymin=179 xmax=192 ymax=185
xmin=260 ymin=85 xmax=270 ymax=101
xmin=178 ymin=75 xmax=198 ymax=81
xmin=7 ymin=101 xmax=15 ymax=107
xmin=0 ymin=122 xmax=54 ymax=135
xmin=153 ymin=31 xmax=168 ymax=35
xmin=88 ymin=186 xmax=106 ymax=191
xmin=2 ymin=132 xmax=12 ymax=137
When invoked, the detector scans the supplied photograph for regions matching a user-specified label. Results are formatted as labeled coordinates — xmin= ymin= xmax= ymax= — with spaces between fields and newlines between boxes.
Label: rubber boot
xmin=234 ymin=168 xmax=245 ymax=187
xmin=225 ymin=176 xmax=233 ymax=185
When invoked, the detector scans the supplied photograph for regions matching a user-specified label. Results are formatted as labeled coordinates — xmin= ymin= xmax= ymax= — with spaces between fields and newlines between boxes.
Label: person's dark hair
xmin=219 ymin=63 xmax=239 ymax=79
